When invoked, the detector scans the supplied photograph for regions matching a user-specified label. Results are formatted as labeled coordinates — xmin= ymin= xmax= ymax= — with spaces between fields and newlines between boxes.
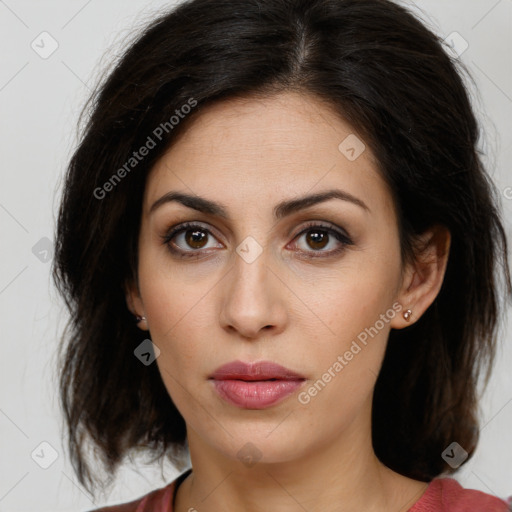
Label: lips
xmin=209 ymin=360 xmax=306 ymax=409
xmin=209 ymin=360 xmax=306 ymax=381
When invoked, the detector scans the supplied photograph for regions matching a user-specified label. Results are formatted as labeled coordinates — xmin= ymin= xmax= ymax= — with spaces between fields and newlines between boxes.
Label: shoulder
xmin=84 ymin=486 xmax=169 ymax=512
xmin=410 ymin=477 xmax=512 ymax=512
xmin=85 ymin=469 xmax=192 ymax=512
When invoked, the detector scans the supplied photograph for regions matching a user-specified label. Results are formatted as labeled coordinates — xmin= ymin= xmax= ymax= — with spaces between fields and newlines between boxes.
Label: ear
xmin=390 ymin=224 xmax=451 ymax=329
xmin=124 ymin=278 xmax=149 ymax=331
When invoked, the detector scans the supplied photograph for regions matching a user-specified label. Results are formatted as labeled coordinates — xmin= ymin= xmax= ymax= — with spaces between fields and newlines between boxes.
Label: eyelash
xmin=161 ymin=221 xmax=354 ymax=260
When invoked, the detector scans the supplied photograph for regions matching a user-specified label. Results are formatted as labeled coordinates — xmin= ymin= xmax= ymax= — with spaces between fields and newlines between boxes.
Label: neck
xmin=174 ymin=414 xmax=427 ymax=512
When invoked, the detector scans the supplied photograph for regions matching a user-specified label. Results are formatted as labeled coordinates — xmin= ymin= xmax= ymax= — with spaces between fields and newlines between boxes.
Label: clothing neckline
xmin=407 ymin=478 xmax=436 ymax=510
xmin=171 ymin=468 xmax=193 ymax=509
xmin=168 ymin=473 xmax=510 ymax=512
xmin=169 ymin=469 xmax=435 ymax=511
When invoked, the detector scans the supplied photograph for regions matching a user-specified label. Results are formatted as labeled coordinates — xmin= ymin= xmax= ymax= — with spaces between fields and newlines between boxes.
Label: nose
xmin=219 ymin=244 xmax=288 ymax=340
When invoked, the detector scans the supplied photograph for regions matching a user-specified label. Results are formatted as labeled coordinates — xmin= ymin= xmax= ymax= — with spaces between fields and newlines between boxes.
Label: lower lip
xmin=211 ymin=379 xmax=304 ymax=409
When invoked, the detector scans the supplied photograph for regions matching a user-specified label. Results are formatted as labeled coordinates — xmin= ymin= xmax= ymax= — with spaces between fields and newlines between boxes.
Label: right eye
xmin=161 ymin=222 xmax=224 ymax=257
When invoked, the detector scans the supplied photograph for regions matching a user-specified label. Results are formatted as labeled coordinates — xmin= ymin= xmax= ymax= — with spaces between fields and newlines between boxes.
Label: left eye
xmin=289 ymin=222 xmax=353 ymax=257
xmin=162 ymin=221 xmax=353 ymax=258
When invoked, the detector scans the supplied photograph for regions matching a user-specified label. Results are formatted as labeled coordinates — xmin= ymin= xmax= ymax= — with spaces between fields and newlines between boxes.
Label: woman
xmin=53 ymin=0 xmax=512 ymax=510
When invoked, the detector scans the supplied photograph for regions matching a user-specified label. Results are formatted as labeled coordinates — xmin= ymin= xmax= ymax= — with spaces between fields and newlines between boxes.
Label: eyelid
xmin=292 ymin=220 xmax=351 ymax=240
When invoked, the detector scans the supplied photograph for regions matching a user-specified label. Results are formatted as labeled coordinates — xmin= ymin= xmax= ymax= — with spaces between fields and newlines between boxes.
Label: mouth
xmin=208 ymin=360 xmax=306 ymax=409
xmin=209 ymin=359 xmax=306 ymax=381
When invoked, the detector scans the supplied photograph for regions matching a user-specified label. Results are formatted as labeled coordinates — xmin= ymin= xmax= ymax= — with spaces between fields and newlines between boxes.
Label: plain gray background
xmin=0 ymin=0 xmax=511 ymax=511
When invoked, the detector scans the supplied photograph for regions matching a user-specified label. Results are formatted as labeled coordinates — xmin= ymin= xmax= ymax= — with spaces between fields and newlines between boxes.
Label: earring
xmin=135 ymin=314 xmax=146 ymax=323
xmin=403 ymin=309 xmax=413 ymax=322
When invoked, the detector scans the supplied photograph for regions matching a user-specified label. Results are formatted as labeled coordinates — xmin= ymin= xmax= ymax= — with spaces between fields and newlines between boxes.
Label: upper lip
xmin=209 ymin=360 xmax=306 ymax=381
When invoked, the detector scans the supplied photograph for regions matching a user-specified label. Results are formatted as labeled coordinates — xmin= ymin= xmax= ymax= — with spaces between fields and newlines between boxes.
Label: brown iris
xmin=185 ymin=228 xmax=208 ymax=249
xmin=306 ymin=230 xmax=329 ymax=250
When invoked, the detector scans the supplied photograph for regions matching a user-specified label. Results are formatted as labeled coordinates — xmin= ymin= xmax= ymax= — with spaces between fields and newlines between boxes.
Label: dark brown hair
xmin=53 ymin=0 xmax=511 ymax=496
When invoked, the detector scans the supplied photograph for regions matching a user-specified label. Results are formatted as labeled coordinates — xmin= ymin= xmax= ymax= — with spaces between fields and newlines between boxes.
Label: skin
xmin=126 ymin=91 xmax=451 ymax=512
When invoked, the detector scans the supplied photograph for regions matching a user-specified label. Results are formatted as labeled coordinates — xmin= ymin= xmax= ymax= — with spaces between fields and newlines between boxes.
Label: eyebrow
xmin=149 ymin=189 xmax=370 ymax=219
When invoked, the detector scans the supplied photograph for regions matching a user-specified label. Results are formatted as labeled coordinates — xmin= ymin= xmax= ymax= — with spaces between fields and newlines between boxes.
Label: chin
xmin=201 ymin=425 xmax=310 ymax=468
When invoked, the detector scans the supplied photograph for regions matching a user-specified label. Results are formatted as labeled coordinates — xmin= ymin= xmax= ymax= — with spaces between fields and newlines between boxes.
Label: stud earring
xmin=403 ymin=309 xmax=413 ymax=322
xmin=135 ymin=314 xmax=146 ymax=323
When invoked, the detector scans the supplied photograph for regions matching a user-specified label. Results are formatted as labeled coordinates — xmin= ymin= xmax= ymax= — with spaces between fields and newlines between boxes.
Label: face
xmin=129 ymin=91 xmax=410 ymax=466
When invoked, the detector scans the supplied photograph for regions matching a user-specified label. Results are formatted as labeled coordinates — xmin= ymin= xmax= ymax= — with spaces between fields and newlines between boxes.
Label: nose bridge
xmin=219 ymin=232 xmax=287 ymax=337
xmin=233 ymin=235 xmax=270 ymax=291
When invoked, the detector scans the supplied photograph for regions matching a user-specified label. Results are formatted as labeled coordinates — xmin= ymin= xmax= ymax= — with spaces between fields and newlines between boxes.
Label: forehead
xmin=143 ymin=92 xmax=394 ymax=221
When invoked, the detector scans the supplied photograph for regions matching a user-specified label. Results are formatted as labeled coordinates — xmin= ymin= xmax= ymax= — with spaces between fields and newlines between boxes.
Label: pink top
xmin=88 ymin=469 xmax=512 ymax=512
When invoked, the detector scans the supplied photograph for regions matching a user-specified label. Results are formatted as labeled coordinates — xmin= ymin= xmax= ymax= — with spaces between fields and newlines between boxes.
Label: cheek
xmin=137 ymin=255 xmax=221 ymax=379
xmin=137 ymin=234 xmax=205 ymax=334
xmin=142 ymin=282 xmax=206 ymax=362
xmin=294 ymin=255 xmax=400 ymax=345
xmin=297 ymin=277 xmax=396 ymax=428
xmin=293 ymin=250 xmax=401 ymax=399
